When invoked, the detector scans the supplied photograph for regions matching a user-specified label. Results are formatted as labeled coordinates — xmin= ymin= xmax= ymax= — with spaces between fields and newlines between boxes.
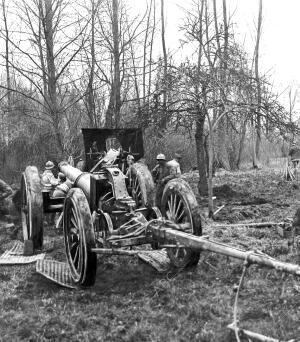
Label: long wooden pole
xmin=150 ymin=223 xmax=300 ymax=276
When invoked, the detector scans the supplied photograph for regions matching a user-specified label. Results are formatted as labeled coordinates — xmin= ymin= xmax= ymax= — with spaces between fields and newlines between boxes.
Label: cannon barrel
xmin=59 ymin=161 xmax=91 ymax=200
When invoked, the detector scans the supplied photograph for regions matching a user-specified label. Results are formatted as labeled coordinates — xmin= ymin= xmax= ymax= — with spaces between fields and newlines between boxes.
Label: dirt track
xmin=0 ymin=168 xmax=300 ymax=341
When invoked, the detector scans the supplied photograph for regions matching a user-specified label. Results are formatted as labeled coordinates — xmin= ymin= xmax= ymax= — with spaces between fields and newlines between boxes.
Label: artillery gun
xmin=21 ymin=128 xmax=300 ymax=288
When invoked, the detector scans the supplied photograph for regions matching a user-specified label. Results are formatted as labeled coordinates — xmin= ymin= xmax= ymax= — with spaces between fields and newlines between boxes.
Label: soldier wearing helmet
xmin=41 ymin=161 xmax=59 ymax=192
xmin=152 ymin=153 xmax=177 ymax=207
xmin=41 ymin=161 xmax=59 ymax=226
xmin=151 ymin=154 xmax=168 ymax=184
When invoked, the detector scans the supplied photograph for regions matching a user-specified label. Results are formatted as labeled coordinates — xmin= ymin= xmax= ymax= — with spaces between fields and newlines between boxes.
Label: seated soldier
xmin=53 ymin=172 xmax=72 ymax=198
xmin=41 ymin=161 xmax=58 ymax=193
xmin=76 ymin=158 xmax=85 ymax=171
xmin=41 ymin=161 xmax=59 ymax=225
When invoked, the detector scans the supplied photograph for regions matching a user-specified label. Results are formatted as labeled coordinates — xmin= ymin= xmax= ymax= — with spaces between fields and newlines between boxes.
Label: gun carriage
xmin=21 ymin=128 xmax=300 ymax=288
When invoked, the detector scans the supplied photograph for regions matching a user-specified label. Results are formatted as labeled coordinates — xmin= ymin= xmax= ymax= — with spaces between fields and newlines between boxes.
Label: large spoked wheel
xmin=21 ymin=166 xmax=44 ymax=249
xmin=127 ymin=162 xmax=155 ymax=208
xmin=63 ymin=188 xmax=97 ymax=286
xmin=161 ymin=178 xmax=202 ymax=268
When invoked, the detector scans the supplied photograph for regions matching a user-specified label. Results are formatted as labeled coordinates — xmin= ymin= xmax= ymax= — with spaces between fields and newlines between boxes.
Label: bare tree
xmin=0 ymin=0 xmax=87 ymax=154
xmin=253 ymin=0 xmax=263 ymax=167
xmin=160 ymin=0 xmax=168 ymax=129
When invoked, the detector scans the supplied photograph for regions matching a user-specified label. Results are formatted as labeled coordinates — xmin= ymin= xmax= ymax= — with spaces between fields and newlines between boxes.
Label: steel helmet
xmin=156 ymin=153 xmax=166 ymax=161
xmin=45 ymin=160 xmax=54 ymax=170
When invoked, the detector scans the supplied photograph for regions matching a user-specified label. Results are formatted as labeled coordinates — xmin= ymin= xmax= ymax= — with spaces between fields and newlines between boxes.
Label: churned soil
xmin=0 ymin=167 xmax=300 ymax=341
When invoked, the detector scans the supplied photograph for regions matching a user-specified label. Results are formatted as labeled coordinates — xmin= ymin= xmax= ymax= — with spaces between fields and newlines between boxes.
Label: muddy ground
xmin=0 ymin=167 xmax=300 ymax=341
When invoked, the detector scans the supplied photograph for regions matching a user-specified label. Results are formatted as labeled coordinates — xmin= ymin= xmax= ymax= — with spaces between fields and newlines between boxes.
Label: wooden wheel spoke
xmin=71 ymin=241 xmax=78 ymax=250
xmin=177 ymin=208 xmax=186 ymax=221
xmin=167 ymin=199 xmax=172 ymax=213
xmin=102 ymin=191 xmax=113 ymax=201
xmin=173 ymin=194 xmax=178 ymax=215
xmin=170 ymin=195 xmax=174 ymax=215
xmin=73 ymin=245 xmax=80 ymax=265
xmin=175 ymin=199 xmax=183 ymax=218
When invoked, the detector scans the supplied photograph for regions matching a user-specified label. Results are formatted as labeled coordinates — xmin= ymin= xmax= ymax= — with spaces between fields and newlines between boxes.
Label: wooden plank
xmin=108 ymin=236 xmax=148 ymax=247
xmin=91 ymin=248 xmax=139 ymax=255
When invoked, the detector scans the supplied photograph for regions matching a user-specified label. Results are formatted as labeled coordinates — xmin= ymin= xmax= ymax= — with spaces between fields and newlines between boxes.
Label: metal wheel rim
xmin=64 ymin=196 xmax=87 ymax=283
xmin=21 ymin=174 xmax=32 ymax=240
xmin=163 ymin=190 xmax=194 ymax=264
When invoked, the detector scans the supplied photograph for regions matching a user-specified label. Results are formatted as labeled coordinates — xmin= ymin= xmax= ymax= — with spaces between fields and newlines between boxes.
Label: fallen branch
xmin=212 ymin=222 xmax=286 ymax=229
xmin=213 ymin=205 xmax=225 ymax=216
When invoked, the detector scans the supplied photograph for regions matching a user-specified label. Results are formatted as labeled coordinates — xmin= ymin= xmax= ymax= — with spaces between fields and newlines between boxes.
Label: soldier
xmin=152 ymin=154 xmax=177 ymax=207
xmin=289 ymin=142 xmax=300 ymax=168
xmin=67 ymin=155 xmax=75 ymax=167
xmin=41 ymin=161 xmax=58 ymax=193
xmin=0 ymin=178 xmax=13 ymax=215
xmin=127 ymin=154 xmax=135 ymax=167
xmin=41 ymin=161 xmax=59 ymax=225
xmin=53 ymin=172 xmax=72 ymax=198
xmin=151 ymin=154 xmax=168 ymax=184
xmin=167 ymin=152 xmax=182 ymax=177
xmin=76 ymin=158 xmax=85 ymax=171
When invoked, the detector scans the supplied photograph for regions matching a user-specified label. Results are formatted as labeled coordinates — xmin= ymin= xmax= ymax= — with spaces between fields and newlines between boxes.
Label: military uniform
xmin=41 ymin=169 xmax=58 ymax=192
xmin=0 ymin=179 xmax=13 ymax=200
xmin=0 ymin=179 xmax=13 ymax=214
xmin=76 ymin=158 xmax=85 ymax=171
xmin=41 ymin=161 xmax=57 ymax=225
xmin=152 ymin=154 xmax=176 ymax=208
xmin=151 ymin=163 xmax=170 ymax=184
xmin=289 ymin=145 xmax=300 ymax=168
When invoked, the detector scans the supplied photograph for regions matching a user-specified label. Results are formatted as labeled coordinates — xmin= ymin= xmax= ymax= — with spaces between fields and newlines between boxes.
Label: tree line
xmin=0 ymin=0 xmax=298 ymax=215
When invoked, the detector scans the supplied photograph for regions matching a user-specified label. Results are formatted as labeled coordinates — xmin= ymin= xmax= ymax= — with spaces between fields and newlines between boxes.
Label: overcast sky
xmin=131 ymin=0 xmax=300 ymax=108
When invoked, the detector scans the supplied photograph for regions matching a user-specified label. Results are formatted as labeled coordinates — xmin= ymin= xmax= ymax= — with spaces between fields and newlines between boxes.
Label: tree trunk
xmin=207 ymin=128 xmax=214 ymax=217
xmin=195 ymin=116 xmax=208 ymax=195
xmin=160 ymin=0 xmax=167 ymax=130
xmin=2 ymin=0 xmax=11 ymax=108
xmin=42 ymin=0 xmax=63 ymax=153
xmin=105 ymin=0 xmax=121 ymax=128
xmin=86 ymin=0 xmax=96 ymax=127
xmin=254 ymin=0 xmax=262 ymax=160
xmin=236 ymin=118 xmax=247 ymax=169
